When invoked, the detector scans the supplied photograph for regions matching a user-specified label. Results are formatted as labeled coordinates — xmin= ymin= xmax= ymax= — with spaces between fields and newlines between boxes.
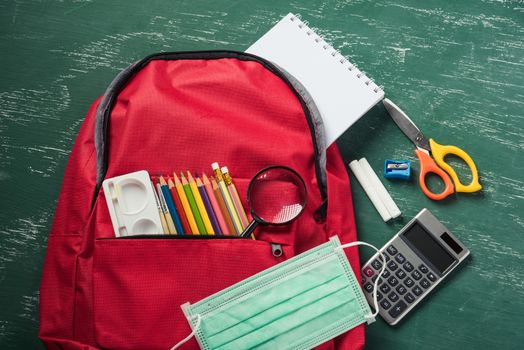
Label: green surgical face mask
xmin=171 ymin=236 xmax=385 ymax=350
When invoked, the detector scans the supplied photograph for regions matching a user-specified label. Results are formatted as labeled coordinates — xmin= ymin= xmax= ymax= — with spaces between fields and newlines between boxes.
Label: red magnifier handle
xmin=415 ymin=149 xmax=455 ymax=201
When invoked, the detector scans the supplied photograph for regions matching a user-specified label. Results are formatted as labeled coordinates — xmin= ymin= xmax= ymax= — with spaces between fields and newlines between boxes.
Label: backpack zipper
xmin=99 ymin=234 xmax=284 ymax=258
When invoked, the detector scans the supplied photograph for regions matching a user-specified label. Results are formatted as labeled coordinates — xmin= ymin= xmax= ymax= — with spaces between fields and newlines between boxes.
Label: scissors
xmin=383 ymin=98 xmax=482 ymax=200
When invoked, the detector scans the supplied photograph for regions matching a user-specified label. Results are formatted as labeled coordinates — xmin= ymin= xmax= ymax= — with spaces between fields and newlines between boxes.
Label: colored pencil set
xmin=150 ymin=163 xmax=250 ymax=236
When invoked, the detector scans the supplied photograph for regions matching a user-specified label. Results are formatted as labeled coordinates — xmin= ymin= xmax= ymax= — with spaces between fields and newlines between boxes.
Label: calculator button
xmin=381 ymin=269 xmax=391 ymax=278
xmin=380 ymin=283 xmax=391 ymax=294
xmin=371 ymin=259 xmax=382 ymax=270
xmin=361 ymin=276 xmax=366 ymax=284
xmin=427 ymin=272 xmax=437 ymax=282
xmin=388 ymin=300 xmax=407 ymax=319
xmin=413 ymin=286 xmax=423 ymax=296
xmin=388 ymin=276 xmax=399 ymax=287
xmin=404 ymin=277 xmax=414 ymax=288
xmin=419 ymin=264 xmax=429 ymax=273
xmin=384 ymin=254 xmax=391 ymax=262
xmin=380 ymin=299 xmax=392 ymax=310
xmin=411 ymin=270 xmax=422 ymax=280
xmin=404 ymin=293 xmax=415 ymax=304
xmin=371 ymin=275 xmax=378 ymax=283
xmin=387 ymin=260 xmax=399 ymax=271
xmin=377 ymin=291 xmax=383 ymax=301
xmin=387 ymin=245 xmax=398 ymax=255
xmin=395 ymin=269 xmax=406 ymax=279
xmin=364 ymin=282 xmax=374 ymax=293
xmin=403 ymin=262 xmax=414 ymax=272
xmin=363 ymin=266 xmax=375 ymax=277
xmin=388 ymin=292 xmax=399 ymax=302
xmin=395 ymin=253 xmax=406 ymax=264
xmin=420 ymin=278 xmax=431 ymax=289
xmin=396 ymin=284 xmax=407 ymax=295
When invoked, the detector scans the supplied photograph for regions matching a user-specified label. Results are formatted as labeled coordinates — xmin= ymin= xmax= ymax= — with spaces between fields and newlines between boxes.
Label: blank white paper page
xmin=247 ymin=13 xmax=384 ymax=145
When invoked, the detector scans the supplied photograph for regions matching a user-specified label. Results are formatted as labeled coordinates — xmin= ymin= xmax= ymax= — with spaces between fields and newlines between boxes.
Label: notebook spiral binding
xmin=289 ymin=14 xmax=382 ymax=94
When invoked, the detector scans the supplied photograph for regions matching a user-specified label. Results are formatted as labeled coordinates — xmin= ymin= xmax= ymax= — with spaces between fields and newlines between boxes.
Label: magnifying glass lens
xmin=249 ymin=167 xmax=307 ymax=224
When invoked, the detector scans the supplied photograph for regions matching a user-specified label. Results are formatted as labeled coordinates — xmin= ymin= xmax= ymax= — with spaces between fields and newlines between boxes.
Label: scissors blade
xmin=383 ymin=98 xmax=430 ymax=152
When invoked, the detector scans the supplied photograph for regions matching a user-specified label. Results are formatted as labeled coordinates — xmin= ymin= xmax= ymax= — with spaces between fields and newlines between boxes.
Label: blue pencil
xmin=159 ymin=176 xmax=184 ymax=234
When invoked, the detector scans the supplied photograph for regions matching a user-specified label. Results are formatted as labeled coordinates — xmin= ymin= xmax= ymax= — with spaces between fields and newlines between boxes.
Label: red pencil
xmin=168 ymin=177 xmax=192 ymax=234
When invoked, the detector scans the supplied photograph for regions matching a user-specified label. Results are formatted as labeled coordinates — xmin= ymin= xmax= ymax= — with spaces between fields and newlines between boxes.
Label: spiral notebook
xmin=247 ymin=13 xmax=385 ymax=146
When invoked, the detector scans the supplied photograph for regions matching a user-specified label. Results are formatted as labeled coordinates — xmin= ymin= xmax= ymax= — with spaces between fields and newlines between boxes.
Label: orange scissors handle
xmin=415 ymin=149 xmax=455 ymax=200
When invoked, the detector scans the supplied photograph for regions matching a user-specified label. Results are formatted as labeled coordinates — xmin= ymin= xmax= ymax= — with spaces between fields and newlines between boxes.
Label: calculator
xmin=361 ymin=208 xmax=470 ymax=325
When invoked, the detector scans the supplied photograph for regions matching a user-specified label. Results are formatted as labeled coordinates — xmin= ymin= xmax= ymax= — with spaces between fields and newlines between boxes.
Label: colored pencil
xmin=187 ymin=171 xmax=214 ymax=235
xmin=181 ymin=172 xmax=206 ymax=234
xmin=159 ymin=176 xmax=184 ymax=235
xmin=211 ymin=177 xmax=236 ymax=235
xmin=173 ymin=172 xmax=199 ymax=234
xmin=168 ymin=178 xmax=191 ymax=234
xmin=221 ymin=166 xmax=250 ymax=228
xmin=151 ymin=181 xmax=169 ymax=234
xmin=202 ymin=173 xmax=229 ymax=234
xmin=156 ymin=182 xmax=177 ymax=234
xmin=197 ymin=176 xmax=222 ymax=235
xmin=212 ymin=163 xmax=243 ymax=234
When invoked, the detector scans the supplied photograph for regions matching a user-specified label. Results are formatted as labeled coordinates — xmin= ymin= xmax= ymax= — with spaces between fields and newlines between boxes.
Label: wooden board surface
xmin=0 ymin=0 xmax=522 ymax=348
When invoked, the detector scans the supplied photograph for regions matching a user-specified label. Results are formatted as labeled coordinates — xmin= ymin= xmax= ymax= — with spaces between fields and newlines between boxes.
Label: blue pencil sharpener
xmin=384 ymin=160 xmax=411 ymax=180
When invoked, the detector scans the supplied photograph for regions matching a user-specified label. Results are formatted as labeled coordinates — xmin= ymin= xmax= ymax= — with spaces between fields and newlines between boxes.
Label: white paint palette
xmin=102 ymin=170 xmax=163 ymax=237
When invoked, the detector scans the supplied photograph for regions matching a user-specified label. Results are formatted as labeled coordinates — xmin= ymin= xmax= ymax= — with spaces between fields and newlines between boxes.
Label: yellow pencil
xmin=212 ymin=163 xmax=243 ymax=234
xmin=173 ymin=172 xmax=200 ymax=234
xmin=211 ymin=177 xmax=236 ymax=234
xmin=187 ymin=171 xmax=214 ymax=235
xmin=221 ymin=166 xmax=250 ymax=228
xmin=151 ymin=181 xmax=169 ymax=234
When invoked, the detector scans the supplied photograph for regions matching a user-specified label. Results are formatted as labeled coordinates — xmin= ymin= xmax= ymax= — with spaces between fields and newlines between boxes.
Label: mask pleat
xmin=206 ymin=261 xmax=358 ymax=349
xmin=218 ymin=287 xmax=356 ymax=350
xmin=184 ymin=239 xmax=373 ymax=350
xmin=255 ymin=291 xmax=365 ymax=350
xmin=201 ymin=255 xmax=341 ymax=338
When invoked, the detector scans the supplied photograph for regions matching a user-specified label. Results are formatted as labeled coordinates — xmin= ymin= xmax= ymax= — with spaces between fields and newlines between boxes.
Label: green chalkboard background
xmin=0 ymin=0 xmax=522 ymax=349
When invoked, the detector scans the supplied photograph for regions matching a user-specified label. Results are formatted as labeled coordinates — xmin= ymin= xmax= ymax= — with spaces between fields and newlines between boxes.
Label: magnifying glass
xmin=240 ymin=166 xmax=307 ymax=238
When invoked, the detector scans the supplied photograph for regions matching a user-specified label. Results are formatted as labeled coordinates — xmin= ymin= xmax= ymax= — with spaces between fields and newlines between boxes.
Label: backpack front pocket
xmin=92 ymin=237 xmax=288 ymax=349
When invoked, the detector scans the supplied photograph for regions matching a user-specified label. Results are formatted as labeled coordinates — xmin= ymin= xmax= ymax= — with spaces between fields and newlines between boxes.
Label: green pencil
xmin=181 ymin=172 xmax=206 ymax=234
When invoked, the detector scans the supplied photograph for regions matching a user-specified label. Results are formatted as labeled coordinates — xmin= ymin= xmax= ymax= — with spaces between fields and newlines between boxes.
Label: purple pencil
xmin=196 ymin=176 xmax=222 ymax=235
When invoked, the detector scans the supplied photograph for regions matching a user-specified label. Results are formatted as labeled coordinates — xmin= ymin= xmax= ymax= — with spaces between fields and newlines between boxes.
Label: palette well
xmin=102 ymin=170 xmax=163 ymax=237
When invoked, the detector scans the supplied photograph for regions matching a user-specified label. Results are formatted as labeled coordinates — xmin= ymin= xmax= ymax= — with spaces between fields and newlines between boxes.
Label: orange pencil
xmin=211 ymin=177 xmax=236 ymax=235
xmin=174 ymin=172 xmax=200 ymax=234
xmin=168 ymin=178 xmax=191 ymax=234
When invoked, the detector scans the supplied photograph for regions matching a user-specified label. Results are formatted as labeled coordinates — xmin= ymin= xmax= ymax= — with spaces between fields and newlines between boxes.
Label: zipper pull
xmin=270 ymin=243 xmax=283 ymax=258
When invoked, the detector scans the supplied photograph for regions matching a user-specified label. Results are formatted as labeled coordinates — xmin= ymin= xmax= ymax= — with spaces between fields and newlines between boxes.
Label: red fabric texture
xmin=40 ymin=57 xmax=364 ymax=349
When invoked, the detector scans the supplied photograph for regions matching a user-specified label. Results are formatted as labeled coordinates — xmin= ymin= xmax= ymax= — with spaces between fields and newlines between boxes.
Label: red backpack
xmin=39 ymin=51 xmax=364 ymax=350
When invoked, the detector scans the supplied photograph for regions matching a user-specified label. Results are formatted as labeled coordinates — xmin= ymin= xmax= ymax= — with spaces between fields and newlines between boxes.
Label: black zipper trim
xmin=94 ymin=50 xmax=327 ymax=206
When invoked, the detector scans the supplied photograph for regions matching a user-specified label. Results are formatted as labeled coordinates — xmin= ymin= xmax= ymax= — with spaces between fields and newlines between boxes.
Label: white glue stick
xmin=359 ymin=158 xmax=402 ymax=219
xmin=349 ymin=160 xmax=392 ymax=222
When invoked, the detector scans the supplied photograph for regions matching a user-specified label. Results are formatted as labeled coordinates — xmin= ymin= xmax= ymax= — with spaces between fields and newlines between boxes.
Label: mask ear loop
xmin=336 ymin=241 xmax=386 ymax=319
xmin=170 ymin=314 xmax=202 ymax=350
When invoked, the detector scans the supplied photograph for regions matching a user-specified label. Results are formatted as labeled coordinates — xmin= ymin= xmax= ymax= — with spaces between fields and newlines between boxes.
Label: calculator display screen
xmin=403 ymin=223 xmax=456 ymax=274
